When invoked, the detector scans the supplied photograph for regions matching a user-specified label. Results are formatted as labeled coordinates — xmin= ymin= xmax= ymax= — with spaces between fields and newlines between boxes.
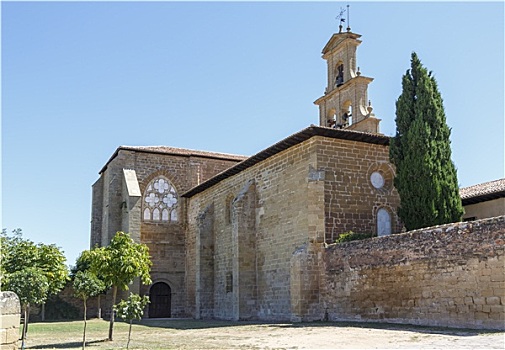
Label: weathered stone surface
xmin=321 ymin=217 xmax=505 ymax=330
xmin=187 ymin=135 xmax=400 ymax=321
xmin=0 ymin=292 xmax=20 ymax=315
xmin=90 ymin=148 xmax=244 ymax=318
xmin=0 ymin=292 xmax=20 ymax=349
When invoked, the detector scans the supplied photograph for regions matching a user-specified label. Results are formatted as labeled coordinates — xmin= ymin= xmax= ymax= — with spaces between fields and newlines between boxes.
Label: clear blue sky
xmin=2 ymin=1 xmax=504 ymax=267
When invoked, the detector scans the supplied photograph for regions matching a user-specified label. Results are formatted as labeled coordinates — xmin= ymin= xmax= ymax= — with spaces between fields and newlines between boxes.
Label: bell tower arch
xmin=314 ymin=26 xmax=381 ymax=133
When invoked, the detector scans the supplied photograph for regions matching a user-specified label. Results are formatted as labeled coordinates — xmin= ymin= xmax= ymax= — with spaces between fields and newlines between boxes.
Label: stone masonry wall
xmin=187 ymin=139 xmax=317 ymax=320
xmin=320 ymin=216 xmax=505 ymax=330
xmin=186 ymin=134 xmax=399 ymax=321
xmin=91 ymin=149 xmax=241 ymax=318
xmin=317 ymin=137 xmax=402 ymax=243
xmin=0 ymin=292 xmax=20 ymax=350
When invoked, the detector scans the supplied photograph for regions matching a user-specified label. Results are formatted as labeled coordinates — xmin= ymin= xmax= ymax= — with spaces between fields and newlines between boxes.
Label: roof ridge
xmin=459 ymin=178 xmax=505 ymax=200
xmin=99 ymin=145 xmax=248 ymax=174
xmin=119 ymin=145 xmax=247 ymax=158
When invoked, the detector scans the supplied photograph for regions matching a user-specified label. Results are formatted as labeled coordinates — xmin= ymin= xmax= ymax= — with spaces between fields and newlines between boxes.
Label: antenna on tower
xmin=336 ymin=7 xmax=346 ymax=33
xmin=346 ymin=4 xmax=351 ymax=32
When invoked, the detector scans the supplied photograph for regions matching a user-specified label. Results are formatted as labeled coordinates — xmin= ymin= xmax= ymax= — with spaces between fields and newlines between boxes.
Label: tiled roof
xmin=182 ymin=125 xmax=390 ymax=198
xmin=460 ymin=178 xmax=505 ymax=205
xmin=99 ymin=146 xmax=248 ymax=174
xmin=119 ymin=146 xmax=247 ymax=161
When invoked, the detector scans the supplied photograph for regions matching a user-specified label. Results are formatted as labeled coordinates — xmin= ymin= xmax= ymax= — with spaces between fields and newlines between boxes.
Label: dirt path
xmin=25 ymin=319 xmax=505 ymax=349
xmin=143 ymin=322 xmax=505 ymax=349
xmin=222 ymin=324 xmax=505 ymax=349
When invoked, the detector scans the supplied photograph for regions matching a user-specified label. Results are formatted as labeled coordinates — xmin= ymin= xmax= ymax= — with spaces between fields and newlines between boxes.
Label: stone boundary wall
xmin=0 ymin=291 xmax=20 ymax=350
xmin=321 ymin=216 xmax=505 ymax=330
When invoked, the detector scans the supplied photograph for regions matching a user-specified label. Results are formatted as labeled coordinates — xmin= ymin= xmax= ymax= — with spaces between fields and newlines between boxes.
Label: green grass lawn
xmin=22 ymin=318 xmax=263 ymax=349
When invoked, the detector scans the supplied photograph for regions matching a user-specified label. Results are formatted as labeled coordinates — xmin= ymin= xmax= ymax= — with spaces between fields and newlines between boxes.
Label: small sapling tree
xmin=114 ymin=293 xmax=150 ymax=349
xmin=71 ymin=250 xmax=108 ymax=319
xmin=73 ymin=270 xmax=106 ymax=350
xmin=88 ymin=231 xmax=152 ymax=341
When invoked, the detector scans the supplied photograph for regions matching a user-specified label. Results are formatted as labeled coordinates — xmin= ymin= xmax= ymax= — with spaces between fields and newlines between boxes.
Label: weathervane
xmin=335 ymin=5 xmax=351 ymax=33
xmin=335 ymin=7 xmax=346 ymax=33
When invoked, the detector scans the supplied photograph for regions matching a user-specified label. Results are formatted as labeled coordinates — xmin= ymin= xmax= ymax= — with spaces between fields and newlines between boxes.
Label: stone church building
xmin=91 ymin=27 xmax=403 ymax=320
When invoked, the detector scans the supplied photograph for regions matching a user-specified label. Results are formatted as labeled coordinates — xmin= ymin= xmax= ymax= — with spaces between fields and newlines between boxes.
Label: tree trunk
xmin=23 ymin=304 xmax=30 ymax=336
xmin=21 ymin=305 xmax=28 ymax=350
xmin=127 ymin=320 xmax=132 ymax=350
xmin=82 ymin=298 xmax=87 ymax=350
xmin=108 ymin=286 xmax=117 ymax=341
xmin=41 ymin=303 xmax=45 ymax=321
xmin=97 ymin=294 xmax=102 ymax=319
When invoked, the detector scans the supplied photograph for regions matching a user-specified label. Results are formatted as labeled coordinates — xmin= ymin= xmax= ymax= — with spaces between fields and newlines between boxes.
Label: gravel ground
xmin=24 ymin=319 xmax=505 ymax=349
xmin=223 ymin=323 xmax=505 ymax=349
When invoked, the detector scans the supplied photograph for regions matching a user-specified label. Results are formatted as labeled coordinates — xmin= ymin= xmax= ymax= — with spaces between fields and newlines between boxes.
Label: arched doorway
xmin=149 ymin=282 xmax=171 ymax=318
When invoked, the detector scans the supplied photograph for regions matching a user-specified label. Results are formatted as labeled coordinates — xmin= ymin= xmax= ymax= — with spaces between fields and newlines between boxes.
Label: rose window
xmin=143 ymin=176 xmax=178 ymax=222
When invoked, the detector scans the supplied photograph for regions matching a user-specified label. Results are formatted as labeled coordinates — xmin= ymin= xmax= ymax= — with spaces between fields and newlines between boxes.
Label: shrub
xmin=335 ymin=231 xmax=372 ymax=243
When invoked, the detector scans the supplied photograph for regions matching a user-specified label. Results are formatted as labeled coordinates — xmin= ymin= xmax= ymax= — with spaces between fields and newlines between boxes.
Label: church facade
xmin=90 ymin=27 xmax=402 ymax=320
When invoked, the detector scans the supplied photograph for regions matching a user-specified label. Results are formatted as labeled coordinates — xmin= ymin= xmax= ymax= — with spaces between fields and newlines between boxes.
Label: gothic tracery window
xmin=143 ymin=176 xmax=178 ymax=222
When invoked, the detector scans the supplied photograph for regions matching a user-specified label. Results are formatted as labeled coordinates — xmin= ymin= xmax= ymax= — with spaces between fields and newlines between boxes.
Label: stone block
xmin=490 ymin=274 xmax=505 ymax=282
xmin=0 ymin=345 xmax=18 ymax=350
xmin=487 ymin=313 xmax=500 ymax=321
xmin=486 ymin=297 xmax=502 ymax=305
xmin=0 ymin=314 xmax=20 ymax=330
xmin=481 ymin=289 xmax=495 ymax=297
xmin=473 ymin=297 xmax=485 ymax=305
xmin=490 ymin=305 xmax=504 ymax=314
xmin=474 ymin=312 xmax=489 ymax=320
xmin=479 ymin=275 xmax=491 ymax=282
xmin=480 ymin=269 xmax=491 ymax=276
xmin=4 ymin=328 xmax=19 ymax=344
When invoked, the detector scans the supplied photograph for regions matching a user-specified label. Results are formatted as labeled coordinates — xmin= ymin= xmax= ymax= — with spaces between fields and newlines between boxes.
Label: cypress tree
xmin=389 ymin=52 xmax=464 ymax=231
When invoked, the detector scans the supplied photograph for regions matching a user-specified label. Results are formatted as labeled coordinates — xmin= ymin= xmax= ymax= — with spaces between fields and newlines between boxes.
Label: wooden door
xmin=149 ymin=282 xmax=171 ymax=318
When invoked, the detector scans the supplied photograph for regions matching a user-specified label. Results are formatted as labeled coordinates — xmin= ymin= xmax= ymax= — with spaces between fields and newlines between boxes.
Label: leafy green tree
xmin=72 ymin=250 xmax=109 ymax=318
xmin=88 ymin=231 xmax=152 ymax=341
xmin=37 ymin=243 xmax=69 ymax=295
xmin=36 ymin=242 xmax=69 ymax=320
xmin=0 ymin=229 xmax=38 ymax=278
xmin=114 ymin=293 xmax=150 ymax=349
xmin=73 ymin=270 xmax=106 ymax=350
xmin=5 ymin=267 xmax=49 ymax=349
xmin=0 ymin=229 xmax=68 ymax=337
xmin=389 ymin=52 xmax=464 ymax=230
xmin=1 ymin=229 xmax=69 ymax=296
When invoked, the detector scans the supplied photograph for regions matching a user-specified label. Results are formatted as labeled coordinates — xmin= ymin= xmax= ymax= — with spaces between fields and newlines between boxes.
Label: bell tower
xmin=314 ymin=24 xmax=381 ymax=133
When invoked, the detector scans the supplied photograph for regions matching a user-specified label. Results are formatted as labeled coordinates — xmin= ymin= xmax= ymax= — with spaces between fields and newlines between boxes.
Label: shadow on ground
xmin=27 ymin=338 xmax=108 ymax=349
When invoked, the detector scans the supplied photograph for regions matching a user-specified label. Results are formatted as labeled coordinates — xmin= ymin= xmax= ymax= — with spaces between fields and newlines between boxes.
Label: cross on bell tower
xmin=314 ymin=20 xmax=381 ymax=133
